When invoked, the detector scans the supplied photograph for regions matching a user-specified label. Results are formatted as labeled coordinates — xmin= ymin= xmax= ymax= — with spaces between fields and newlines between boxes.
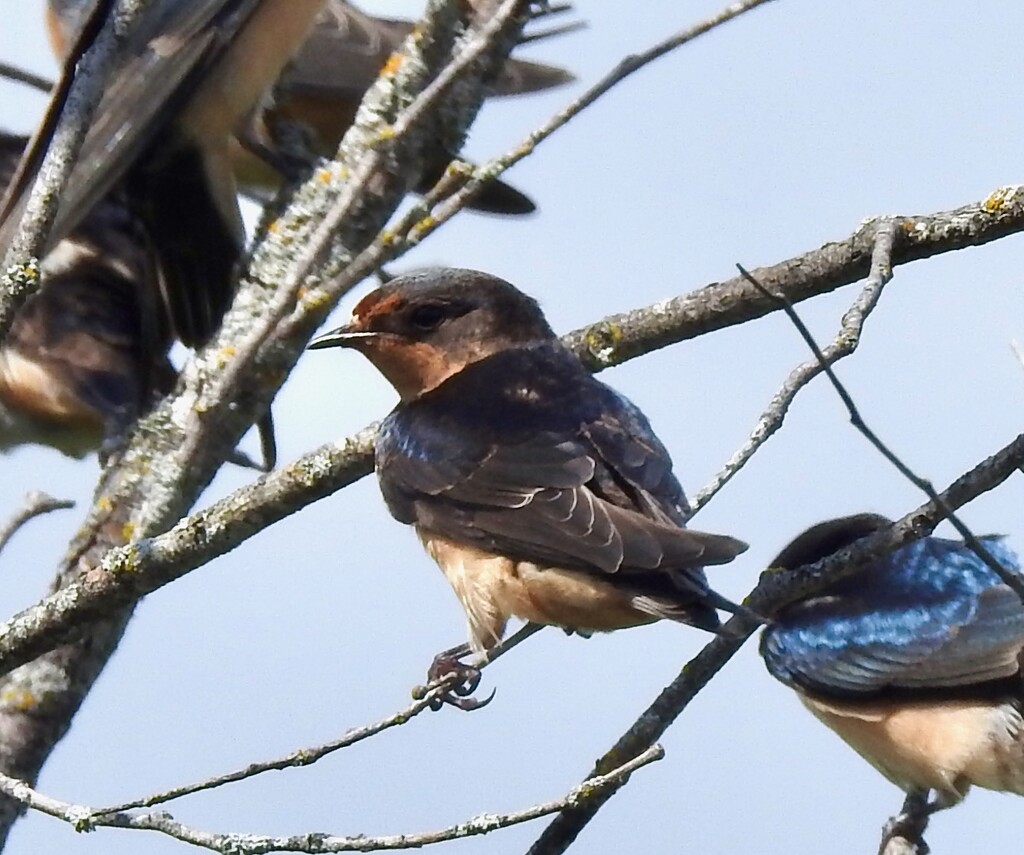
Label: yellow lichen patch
xmin=121 ymin=521 xmax=136 ymax=542
xmin=983 ymin=185 xmax=1023 ymax=213
xmin=300 ymin=288 xmax=331 ymax=311
xmin=584 ymin=323 xmax=624 ymax=364
xmin=382 ymin=52 xmax=404 ymax=76
xmin=376 ymin=126 xmax=396 ymax=142
xmin=445 ymin=160 xmax=472 ymax=178
xmin=316 ymin=166 xmax=333 ymax=184
xmin=219 ymin=346 xmax=237 ymax=359
xmin=410 ymin=216 xmax=437 ymax=241
xmin=1 ymin=687 xmax=36 ymax=711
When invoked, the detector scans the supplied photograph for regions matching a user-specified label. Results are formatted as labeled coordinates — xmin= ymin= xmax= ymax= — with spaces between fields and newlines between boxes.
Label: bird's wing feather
xmin=377 ymin=351 xmax=745 ymax=578
xmin=761 ymin=537 xmax=1024 ymax=696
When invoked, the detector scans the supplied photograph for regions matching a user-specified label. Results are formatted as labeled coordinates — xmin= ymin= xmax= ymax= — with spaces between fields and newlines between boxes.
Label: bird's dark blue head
xmin=309 ymin=268 xmax=557 ymax=400
xmin=770 ymin=513 xmax=892 ymax=571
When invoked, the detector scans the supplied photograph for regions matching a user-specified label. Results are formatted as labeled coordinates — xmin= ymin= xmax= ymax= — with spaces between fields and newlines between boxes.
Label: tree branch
xmin=0 ymin=745 xmax=664 ymax=853
xmin=563 ymin=186 xmax=1024 ymax=370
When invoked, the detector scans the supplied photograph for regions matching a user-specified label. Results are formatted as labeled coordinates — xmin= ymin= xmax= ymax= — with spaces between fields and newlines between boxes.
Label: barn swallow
xmin=760 ymin=514 xmax=1024 ymax=830
xmin=0 ymin=131 xmax=172 ymax=459
xmin=0 ymin=131 xmax=270 ymax=467
xmin=12 ymin=0 xmax=327 ymax=350
xmin=309 ymin=268 xmax=749 ymax=701
xmin=227 ymin=0 xmax=578 ymax=215
xmin=42 ymin=1 xmax=578 ymax=221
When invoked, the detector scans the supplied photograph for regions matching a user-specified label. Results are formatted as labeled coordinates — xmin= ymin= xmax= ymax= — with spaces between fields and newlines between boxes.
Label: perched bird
xmin=310 ymin=269 xmax=749 ymax=664
xmin=0 ymin=131 xmax=267 ymax=467
xmin=761 ymin=513 xmax=1024 ymax=819
xmin=11 ymin=0 xmax=328 ymax=350
xmin=42 ymin=0 xmax=579 ymax=220
xmin=0 ymin=131 xmax=172 ymax=459
xmin=228 ymin=0 xmax=578 ymax=214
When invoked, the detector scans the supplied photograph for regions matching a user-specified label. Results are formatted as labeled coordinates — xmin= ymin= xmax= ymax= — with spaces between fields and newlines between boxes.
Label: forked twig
xmin=691 ymin=221 xmax=896 ymax=513
xmin=737 ymin=264 xmax=1024 ymax=601
xmin=0 ymin=745 xmax=664 ymax=852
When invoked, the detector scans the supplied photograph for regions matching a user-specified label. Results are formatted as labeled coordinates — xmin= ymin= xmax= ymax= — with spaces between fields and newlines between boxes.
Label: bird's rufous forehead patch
xmin=350 ymin=290 xmax=406 ymax=325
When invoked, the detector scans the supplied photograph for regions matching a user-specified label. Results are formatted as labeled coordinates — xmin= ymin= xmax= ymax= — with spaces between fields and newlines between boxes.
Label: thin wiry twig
xmin=738 ymin=264 xmax=1024 ymax=601
xmin=0 ymin=745 xmax=664 ymax=853
xmin=0 ymin=62 xmax=53 ymax=95
xmin=690 ymin=221 xmax=896 ymax=513
xmin=525 ymin=431 xmax=1024 ymax=854
xmin=1011 ymin=339 xmax=1024 ymax=375
xmin=90 ymin=677 xmax=462 ymax=816
xmin=392 ymin=0 xmax=777 ymax=249
xmin=0 ymin=492 xmax=74 ymax=557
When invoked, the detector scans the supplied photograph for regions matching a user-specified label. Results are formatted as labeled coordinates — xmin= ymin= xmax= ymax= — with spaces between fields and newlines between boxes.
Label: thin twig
xmin=91 ymin=677 xmax=461 ymax=816
xmin=1011 ymin=339 xmax=1024 ymax=375
xmin=0 ymin=492 xmax=75 ymax=557
xmin=691 ymin=221 xmax=896 ymax=513
xmin=390 ymin=0 xmax=777 ymax=251
xmin=0 ymin=62 xmax=53 ymax=95
xmin=0 ymin=745 xmax=664 ymax=852
xmin=738 ymin=265 xmax=1024 ymax=601
xmin=524 ymin=433 xmax=1024 ymax=854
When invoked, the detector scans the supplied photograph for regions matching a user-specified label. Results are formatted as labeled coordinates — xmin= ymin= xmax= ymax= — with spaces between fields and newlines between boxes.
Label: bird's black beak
xmin=307 ymin=326 xmax=379 ymax=350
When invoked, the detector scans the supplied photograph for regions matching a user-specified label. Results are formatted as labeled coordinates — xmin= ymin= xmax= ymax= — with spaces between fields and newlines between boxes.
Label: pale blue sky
xmin=0 ymin=2 xmax=1023 ymax=853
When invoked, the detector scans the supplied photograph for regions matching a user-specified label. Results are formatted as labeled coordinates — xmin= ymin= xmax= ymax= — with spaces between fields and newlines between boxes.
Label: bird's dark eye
xmin=408 ymin=303 xmax=448 ymax=332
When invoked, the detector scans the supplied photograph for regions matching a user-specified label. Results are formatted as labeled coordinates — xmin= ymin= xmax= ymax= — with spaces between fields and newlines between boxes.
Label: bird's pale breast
xmin=417 ymin=528 xmax=658 ymax=653
xmin=800 ymin=692 xmax=1024 ymax=803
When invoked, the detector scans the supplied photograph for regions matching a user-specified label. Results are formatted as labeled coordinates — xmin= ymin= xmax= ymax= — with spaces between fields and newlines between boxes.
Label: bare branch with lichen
xmin=0 ymin=0 xmax=535 ymax=842
xmin=0 ymin=745 xmax=664 ymax=853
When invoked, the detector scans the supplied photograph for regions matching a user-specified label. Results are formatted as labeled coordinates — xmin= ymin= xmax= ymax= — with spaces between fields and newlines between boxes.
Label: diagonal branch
xmin=524 ymin=431 xmax=1024 ymax=854
xmin=90 ymin=673 xmax=465 ymax=816
xmin=0 ymin=0 xmax=144 ymax=341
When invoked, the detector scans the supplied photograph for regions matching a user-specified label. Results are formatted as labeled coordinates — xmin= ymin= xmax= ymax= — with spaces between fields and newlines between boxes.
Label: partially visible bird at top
xmin=3 ymin=0 xmax=338 ymax=467
xmin=310 ymin=268 xmax=749 ymax=707
xmin=41 ymin=0 xmax=581 ymax=219
xmin=760 ymin=513 xmax=1024 ymax=843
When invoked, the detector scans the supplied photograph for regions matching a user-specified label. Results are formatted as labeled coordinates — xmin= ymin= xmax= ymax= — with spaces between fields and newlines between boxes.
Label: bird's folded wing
xmin=762 ymin=539 xmax=1024 ymax=695
xmin=379 ymin=421 xmax=745 ymax=579
xmin=0 ymin=1 xmax=257 ymax=262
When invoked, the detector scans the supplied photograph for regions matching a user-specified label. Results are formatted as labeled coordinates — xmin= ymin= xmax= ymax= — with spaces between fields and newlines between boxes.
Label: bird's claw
xmin=422 ymin=650 xmax=494 ymax=712
xmin=880 ymin=809 xmax=930 ymax=855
